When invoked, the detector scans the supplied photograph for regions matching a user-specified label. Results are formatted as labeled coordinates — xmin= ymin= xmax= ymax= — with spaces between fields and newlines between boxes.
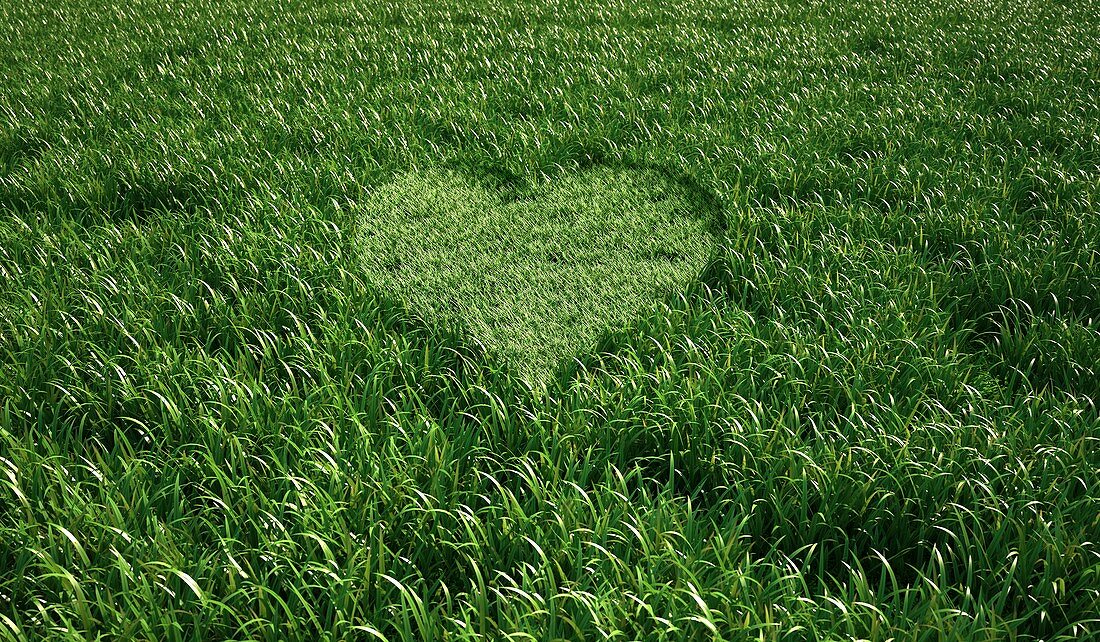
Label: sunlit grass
xmin=1 ymin=0 xmax=1098 ymax=640
xmin=356 ymin=165 xmax=718 ymax=386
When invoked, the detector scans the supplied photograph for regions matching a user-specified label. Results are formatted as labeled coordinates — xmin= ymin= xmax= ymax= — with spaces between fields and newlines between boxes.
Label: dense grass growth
xmin=1 ymin=0 xmax=1098 ymax=640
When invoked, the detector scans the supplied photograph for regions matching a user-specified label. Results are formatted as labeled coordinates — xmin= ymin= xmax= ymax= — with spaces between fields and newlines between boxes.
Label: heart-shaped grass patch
xmin=357 ymin=166 xmax=718 ymax=386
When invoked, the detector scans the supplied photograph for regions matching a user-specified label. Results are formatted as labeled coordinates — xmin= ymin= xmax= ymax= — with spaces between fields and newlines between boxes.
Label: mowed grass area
xmin=1 ymin=0 xmax=1098 ymax=639
xmin=357 ymin=166 xmax=719 ymax=386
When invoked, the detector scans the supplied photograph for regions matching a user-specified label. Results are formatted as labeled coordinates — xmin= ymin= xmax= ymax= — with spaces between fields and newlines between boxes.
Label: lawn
xmin=1 ymin=0 xmax=1098 ymax=640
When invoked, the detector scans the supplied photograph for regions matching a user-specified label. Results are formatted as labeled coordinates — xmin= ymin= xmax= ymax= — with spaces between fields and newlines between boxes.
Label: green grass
xmin=1 ymin=0 xmax=1099 ymax=640
xmin=356 ymin=165 xmax=718 ymax=385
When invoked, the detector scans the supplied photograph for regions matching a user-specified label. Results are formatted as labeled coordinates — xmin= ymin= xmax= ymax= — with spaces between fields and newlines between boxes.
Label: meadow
xmin=1 ymin=0 xmax=1099 ymax=640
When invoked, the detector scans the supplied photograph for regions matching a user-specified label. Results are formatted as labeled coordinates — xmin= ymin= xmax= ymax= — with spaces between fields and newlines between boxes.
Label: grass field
xmin=2 ymin=0 xmax=1099 ymax=640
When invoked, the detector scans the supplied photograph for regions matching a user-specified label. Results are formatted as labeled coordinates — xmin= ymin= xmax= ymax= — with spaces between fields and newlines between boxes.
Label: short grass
xmin=357 ymin=165 xmax=717 ymax=385
xmin=1 ymin=0 xmax=1099 ymax=640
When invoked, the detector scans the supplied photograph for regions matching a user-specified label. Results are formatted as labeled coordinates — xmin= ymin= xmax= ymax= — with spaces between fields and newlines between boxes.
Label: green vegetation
xmin=357 ymin=166 xmax=717 ymax=385
xmin=1 ymin=0 xmax=1098 ymax=640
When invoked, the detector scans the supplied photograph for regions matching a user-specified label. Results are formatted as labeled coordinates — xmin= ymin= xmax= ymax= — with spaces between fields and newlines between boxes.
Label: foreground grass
xmin=1 ymin=0 xmax=1099 ymax=640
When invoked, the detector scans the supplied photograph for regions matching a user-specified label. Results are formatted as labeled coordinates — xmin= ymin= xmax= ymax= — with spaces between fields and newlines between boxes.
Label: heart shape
xmin=356 ymin=165 xmax=718 ymax=386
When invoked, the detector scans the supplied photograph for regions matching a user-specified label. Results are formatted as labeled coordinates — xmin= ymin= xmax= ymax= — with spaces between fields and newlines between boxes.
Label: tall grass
xmin=1 ymin=0 xmax=1098 ymax=639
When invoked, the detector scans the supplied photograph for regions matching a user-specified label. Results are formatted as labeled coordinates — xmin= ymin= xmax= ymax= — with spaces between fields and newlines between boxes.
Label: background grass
xmin=1 ymin=0 xmax=1099 ymax=640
